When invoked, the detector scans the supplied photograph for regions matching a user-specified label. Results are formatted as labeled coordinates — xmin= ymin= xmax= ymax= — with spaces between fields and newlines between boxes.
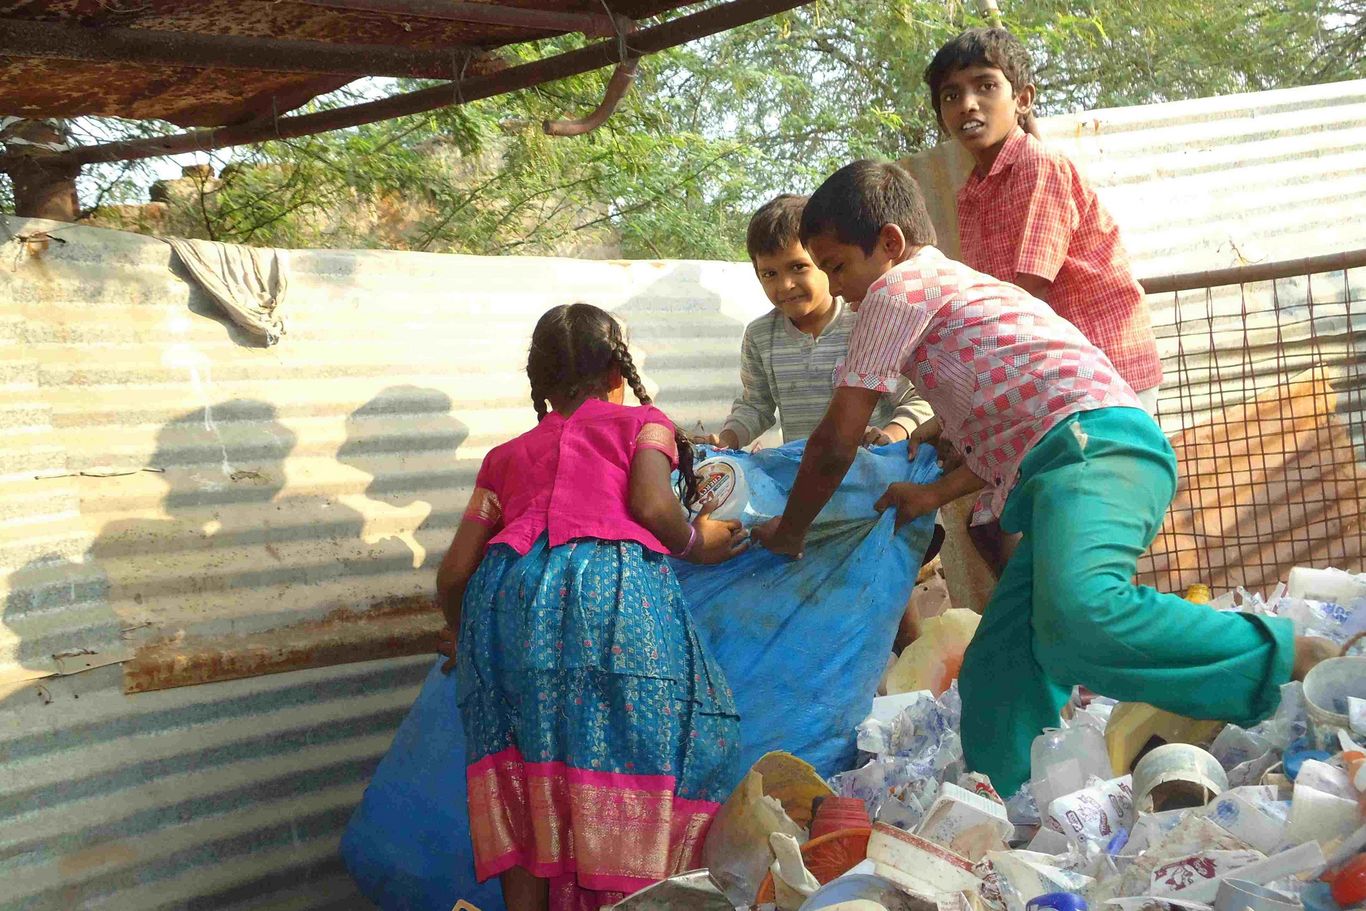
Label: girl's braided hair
xmin=527 ymin=303 xmax=699 ymax=504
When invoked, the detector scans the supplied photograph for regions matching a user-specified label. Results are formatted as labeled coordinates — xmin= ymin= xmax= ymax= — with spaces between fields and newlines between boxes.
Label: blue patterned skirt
xmin=455 ymin=535 xmax=740 ymax=902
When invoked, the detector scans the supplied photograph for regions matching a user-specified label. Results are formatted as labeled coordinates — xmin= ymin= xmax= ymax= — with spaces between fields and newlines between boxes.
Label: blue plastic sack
xmin=342 ymin=441 xmax=939 ymax=910
xmin=673 ymin=440 xmax=940 ymax=777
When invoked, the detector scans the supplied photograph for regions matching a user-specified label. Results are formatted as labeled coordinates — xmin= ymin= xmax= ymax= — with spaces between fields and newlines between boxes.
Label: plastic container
xmin=1029 ymin=725 xmax=1113 ymax=818
xmin=811 ymin=796 xmax=872 ymax=839
xmin=1104 ymin=701 xmax=1225 ymax=775
xmin=1303 ymin=657 xmax=1366 ymax=751
xmin=1132 ymin=743 xmax=1229 ymax=812
xmin=690 ymin=455 xmax=750 ymax=522
xmin=1287 ymin=567 xmax=1366 ymax=603
xmin=1027 ymin=893 xmax=1089 ymax=911
xmin=797 ymin=873 xmax=928 ymax=911
xmin=1331 ymin=854 xmax=1366 ymax=908
xmin=754 ymin=828 xmax=874 ymax=905
xmin=883 ymin=609 xmax=981 ymax=697
xmin=1185 ymin=584 xmax=1213 ymax=604
xmin=865 ymin=823 xmax=981 ymax=899
xmin=1214 ymin=880 xmax=1300 ymax=911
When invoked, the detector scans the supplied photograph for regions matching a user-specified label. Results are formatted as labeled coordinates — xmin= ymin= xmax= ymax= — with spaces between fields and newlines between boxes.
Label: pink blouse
xmin=462 ymin=398 xmax=680 ymax=555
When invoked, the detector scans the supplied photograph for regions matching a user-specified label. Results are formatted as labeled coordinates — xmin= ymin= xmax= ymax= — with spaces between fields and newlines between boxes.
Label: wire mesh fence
xmin=1137 ymin=249 xmax=1366 ymax=595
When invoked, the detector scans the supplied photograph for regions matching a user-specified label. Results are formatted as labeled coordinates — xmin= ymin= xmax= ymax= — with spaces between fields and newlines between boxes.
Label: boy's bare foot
xmin=1292 ymin=636 xmax=1339 ymax=681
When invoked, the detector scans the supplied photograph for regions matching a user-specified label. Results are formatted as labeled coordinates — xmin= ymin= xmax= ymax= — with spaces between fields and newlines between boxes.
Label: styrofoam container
xmin=866 ymin=823 xmax=981 ymax=899
xmin=1286 ymin=567 xmax=1366 ymax=602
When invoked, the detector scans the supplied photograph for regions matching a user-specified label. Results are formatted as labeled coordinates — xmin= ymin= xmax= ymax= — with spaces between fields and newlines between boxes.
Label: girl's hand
xmin=688 ymin=500 xmax=750 ymax=564
xmin=751 ymin=516 xmax=805 ymax=559
xmin=874 ymin=482 xmax=943 ymax=528
xmin=437 ymin=624 xmax=458 ymax=674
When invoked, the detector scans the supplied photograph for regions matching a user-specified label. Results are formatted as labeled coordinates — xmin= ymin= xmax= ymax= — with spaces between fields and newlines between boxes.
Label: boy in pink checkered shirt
xmin=751 ymin=160 xmax=1328 ymax=797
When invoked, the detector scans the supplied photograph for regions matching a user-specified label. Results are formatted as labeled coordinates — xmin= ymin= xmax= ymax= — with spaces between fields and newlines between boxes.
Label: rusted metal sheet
xmin=0 ymin=0 xmax=696 ymax=127
xmin=123 ymin=595 xmax=439 ymax=693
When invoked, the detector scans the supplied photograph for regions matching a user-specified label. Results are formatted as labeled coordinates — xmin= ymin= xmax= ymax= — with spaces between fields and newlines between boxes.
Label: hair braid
xmin=530 ymin=384 xmax=548 ymax=422
xmin=612 ymin=338 xmax=652 ymax=406
xmin=613 ymin=339 xmax=699 ymax=505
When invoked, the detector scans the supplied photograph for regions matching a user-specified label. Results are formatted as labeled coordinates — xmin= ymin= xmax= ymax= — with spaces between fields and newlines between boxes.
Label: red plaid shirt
xmin=958 ymin=128 xmax=1163 ymax=392
xmin=837 ymin=247 xmax=1142 ymax=523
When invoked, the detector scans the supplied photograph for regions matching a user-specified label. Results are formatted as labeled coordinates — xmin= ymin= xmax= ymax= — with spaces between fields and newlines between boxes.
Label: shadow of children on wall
xmin=85 ymin=399 xmax=360 ymax=649
xmin=336 ymin=386 xmax=469 ymax=576
xmin=0 ymin=553 xmax=122 ymax=711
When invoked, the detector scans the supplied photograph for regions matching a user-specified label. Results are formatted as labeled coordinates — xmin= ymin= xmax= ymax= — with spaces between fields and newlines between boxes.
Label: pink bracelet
xmin=674 ymin=524 xmax=698 ymax=558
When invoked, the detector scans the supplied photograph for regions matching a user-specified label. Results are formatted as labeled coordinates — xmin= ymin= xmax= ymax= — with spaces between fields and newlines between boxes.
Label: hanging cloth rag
xmin=163 ymin=237 xmax=288 ymax=346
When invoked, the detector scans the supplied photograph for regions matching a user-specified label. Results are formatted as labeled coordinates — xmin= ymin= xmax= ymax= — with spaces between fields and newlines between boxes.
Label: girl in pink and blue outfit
xmin=435 ymin=303 xmax=747 ymax=911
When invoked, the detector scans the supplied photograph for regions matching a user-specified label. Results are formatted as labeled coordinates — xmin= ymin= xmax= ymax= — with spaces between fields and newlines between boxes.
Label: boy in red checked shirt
xmin=924 ymin=27 xmax=1164 ymax=574
xmin=749 ymin=159 xmax=1333 ymax=798
xmin=926 ymin=27 xmax=1162 ymax=407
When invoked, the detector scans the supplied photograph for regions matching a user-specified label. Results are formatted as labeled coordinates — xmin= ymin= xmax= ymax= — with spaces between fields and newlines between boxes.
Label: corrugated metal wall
xmin=2 ymin=77 xmax=1365 ymax=910
xmin=0 ymin=221 xmax=770 ymax=910
xmin=906 ymin=78 xmax=1366 ymax=274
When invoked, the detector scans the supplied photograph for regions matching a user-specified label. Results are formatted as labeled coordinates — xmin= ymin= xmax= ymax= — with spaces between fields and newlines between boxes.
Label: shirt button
xmin=964 ymin=445 xmax=973 ymax=454
xmin=994 ymin=477 xmax=1003 ymax=486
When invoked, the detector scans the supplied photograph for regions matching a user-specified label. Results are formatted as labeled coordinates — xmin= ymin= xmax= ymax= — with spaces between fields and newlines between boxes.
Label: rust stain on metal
xmin=57 ymin=840 xmax=139 ymax=877
xmin=123 ymin=594 xmax=442 ymax=694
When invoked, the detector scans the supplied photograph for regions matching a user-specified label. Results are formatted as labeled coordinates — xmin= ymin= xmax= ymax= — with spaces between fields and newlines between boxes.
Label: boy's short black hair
xmin=924 ymin=27 xmax=1034 ymax=128
xmin=798 ymin=160 xmax=936 ymax=254
xmin=746 ymin=194 xmax=808 ymax=261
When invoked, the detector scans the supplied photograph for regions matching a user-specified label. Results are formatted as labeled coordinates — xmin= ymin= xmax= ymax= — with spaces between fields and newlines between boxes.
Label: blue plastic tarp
xmin=342 ymin=441 xmax=940 ymax=910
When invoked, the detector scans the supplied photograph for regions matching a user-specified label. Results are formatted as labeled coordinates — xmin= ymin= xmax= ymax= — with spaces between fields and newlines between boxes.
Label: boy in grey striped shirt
xmin=703 ymin=194 xmax=933 ymax=449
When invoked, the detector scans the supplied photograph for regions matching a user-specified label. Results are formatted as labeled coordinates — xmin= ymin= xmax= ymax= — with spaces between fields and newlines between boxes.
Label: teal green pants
xmin=958 ymin=407 xmax=1294 ymax=797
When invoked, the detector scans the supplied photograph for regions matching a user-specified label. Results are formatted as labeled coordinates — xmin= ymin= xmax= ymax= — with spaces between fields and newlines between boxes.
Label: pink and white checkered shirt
xmin=958 ymin=127 xmax=1163 ymax=393
xmin=837 ymin=246 xmax=1142 ymax=523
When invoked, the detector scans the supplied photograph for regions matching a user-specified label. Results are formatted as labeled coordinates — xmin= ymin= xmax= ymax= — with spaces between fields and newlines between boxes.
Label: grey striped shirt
xmin=722 ymin=298 xmax=933 ymax=446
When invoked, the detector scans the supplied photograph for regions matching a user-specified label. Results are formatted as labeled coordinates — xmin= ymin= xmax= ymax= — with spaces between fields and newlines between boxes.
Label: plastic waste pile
xmin=613 ymin=569 xmax=1366 ymax=911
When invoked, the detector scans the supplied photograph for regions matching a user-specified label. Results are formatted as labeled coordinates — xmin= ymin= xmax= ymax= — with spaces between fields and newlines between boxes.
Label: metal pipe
xmin=9 ymin=0 xmax=814 ymax=167
xmin=1141 ymin=248 xmax=1366 ymax=294
xmin=0 ymin=17 xmax=478 ymax=80
xmin=543 ymin=60 xmax=638 ymax=136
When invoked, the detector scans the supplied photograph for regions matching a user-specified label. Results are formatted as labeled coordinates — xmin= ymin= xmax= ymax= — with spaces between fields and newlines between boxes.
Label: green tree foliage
xmin=7 ymin=0 xmax=1363 ymax=258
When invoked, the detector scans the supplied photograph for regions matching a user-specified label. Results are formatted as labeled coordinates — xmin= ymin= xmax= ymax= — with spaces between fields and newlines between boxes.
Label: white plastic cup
xmin=690 ymin=455 xmax=750 ymax=523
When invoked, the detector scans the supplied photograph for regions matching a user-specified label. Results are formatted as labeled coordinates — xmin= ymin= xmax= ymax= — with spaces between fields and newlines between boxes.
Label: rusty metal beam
xmin=1141 ymin=247 xmax=1366 ymax=295
xmin=288 ymin=0 xmax=623 ymax=36
xmin=0 ymin=16 xmax=479 ymax=80
xmin=7 ymin=0 xmax=813 ymax=167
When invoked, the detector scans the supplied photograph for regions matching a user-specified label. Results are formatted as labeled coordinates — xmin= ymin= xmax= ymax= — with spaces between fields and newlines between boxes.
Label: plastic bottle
xmin=1030 ymin=725 xmax=1113 ymax=819
xmin=1185 ymin=583 xmax=1212 ymax=604
xmin=1027 ymin=894 xmax=1089 ymax=911
xmin=1331 ymin=853 xmax=1366 ymax=908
